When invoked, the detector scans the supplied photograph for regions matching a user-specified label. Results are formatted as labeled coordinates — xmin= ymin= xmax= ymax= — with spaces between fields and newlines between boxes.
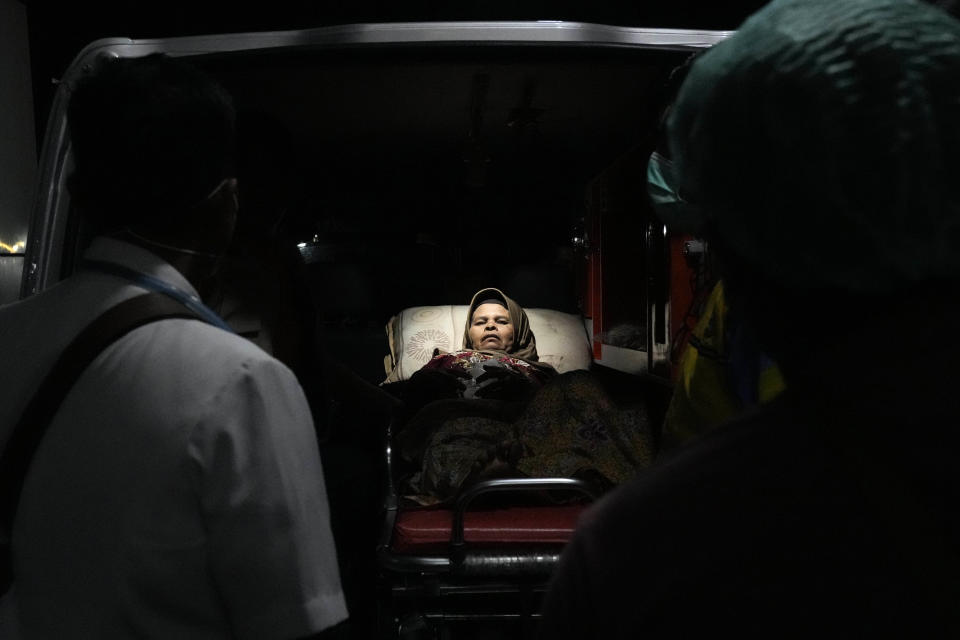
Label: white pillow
xmin=383 ymin=305 xmax=592 ymax=383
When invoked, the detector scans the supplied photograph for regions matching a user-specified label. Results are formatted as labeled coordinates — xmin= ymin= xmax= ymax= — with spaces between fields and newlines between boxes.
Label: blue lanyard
xmin=82 ymin=260 xmax=235 ymax=334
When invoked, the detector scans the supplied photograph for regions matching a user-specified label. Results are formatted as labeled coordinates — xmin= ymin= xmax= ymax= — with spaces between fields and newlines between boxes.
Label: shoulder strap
xmin=0 ymin=293 xmax=202 ymax=548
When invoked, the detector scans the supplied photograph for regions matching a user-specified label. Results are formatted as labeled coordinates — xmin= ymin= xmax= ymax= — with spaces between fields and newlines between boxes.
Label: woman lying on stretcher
xmin=396 ymin=287 xmax=655 ymax=506
xmin=401 ymin=287 xmax=557 ymax=408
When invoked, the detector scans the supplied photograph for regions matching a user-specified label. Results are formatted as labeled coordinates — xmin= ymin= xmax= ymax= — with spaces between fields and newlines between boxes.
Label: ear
xmin=210 ymin=177 xmax=239 ymax=215
xmin=224 ymin=177 xmax=239 ymax=213
xmin=216 ymin=177 xmax=239 ymax=235
xmin=174 ymin=177 xmax=239 ymax=253
xmin=202 ymin=177 xmax=239 ymax=233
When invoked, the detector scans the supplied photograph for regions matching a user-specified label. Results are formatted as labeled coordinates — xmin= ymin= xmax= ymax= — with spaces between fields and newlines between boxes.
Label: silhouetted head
xmin=68 ymin=53 xmax=237 ymax=253
xmin=666 ymin=0 xmax=960 ymax=374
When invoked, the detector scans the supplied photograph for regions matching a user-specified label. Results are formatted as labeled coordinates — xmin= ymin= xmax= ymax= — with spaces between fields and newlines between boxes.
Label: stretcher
xmin=375 ymin=304 xmax=603 ymax=638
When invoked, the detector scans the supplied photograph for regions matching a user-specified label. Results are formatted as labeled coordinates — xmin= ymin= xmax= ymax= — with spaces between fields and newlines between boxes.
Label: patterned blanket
xmin=396 ymin=369 xmax=655 ymax=505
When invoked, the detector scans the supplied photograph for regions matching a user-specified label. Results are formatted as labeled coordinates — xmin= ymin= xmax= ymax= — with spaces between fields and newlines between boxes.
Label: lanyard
xmin=81 ymin=259 xmax=235 ymax=334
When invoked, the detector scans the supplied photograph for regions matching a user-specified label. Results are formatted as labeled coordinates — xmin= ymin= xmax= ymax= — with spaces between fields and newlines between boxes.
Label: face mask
xmin=124 ymin=178 xmax=238 ymax=261
xmin=646 ymin=150 xmax=704 ymax=236
xmin=123 ymin=228 xmax=221 ymax=260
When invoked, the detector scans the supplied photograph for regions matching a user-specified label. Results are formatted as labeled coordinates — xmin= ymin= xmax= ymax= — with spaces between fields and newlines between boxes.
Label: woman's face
xmin=469 ymin=302 xmax=515 ymax=351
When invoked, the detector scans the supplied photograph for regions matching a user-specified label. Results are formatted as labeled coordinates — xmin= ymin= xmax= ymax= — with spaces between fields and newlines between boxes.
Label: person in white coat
xmin=0 ymin=53 xmax=347 ymax=639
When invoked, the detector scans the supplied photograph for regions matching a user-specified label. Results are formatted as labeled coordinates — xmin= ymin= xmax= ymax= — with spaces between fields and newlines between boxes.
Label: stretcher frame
xmin=375 ymin=417 xmax=599 ymax=638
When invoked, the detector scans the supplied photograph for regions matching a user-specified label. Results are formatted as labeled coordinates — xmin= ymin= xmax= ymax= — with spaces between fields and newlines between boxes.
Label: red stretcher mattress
xmin=390 ymin=504 xmax=588 ymax=554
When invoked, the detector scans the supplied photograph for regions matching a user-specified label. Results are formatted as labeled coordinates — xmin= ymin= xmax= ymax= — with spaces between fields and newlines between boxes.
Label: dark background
xmin=20 ymin=0 xmax=772 ymax=145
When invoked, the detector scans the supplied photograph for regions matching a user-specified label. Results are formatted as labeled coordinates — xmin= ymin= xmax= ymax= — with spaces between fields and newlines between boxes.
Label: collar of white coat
xmin=82 ymin=236 xmax=201 ymax=301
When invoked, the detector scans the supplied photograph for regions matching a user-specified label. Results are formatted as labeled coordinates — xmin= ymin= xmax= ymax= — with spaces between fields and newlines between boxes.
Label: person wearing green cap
xmin=538 ymin=0 xmax=960 ymax=636
xmin=647 ymin=54 xmax=787 ymax=453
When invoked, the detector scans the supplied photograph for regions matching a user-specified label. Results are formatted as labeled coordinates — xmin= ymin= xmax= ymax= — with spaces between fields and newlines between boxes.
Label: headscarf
xmin=462 ymin=287 xmax=540 ymax=363
xmin=666 ymin=0 xmax=960 ymax=294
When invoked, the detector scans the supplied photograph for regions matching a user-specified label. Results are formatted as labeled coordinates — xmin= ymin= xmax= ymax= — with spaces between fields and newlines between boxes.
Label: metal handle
xmin=450 ymin=477 xmax=598 ymax=547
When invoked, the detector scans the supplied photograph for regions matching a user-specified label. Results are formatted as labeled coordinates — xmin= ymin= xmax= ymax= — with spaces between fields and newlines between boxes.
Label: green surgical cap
xmin=668 ymin=0 xmax=960 ymax=293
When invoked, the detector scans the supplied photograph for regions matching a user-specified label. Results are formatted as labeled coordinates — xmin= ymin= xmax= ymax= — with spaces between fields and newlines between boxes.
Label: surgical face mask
xmin=123 ymin=178 xmax=238 ymax=261
xmin=646 ymin=150 xmax=703 ymax=236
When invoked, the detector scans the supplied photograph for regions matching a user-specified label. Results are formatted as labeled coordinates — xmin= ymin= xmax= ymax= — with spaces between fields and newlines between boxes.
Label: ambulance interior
xmin=41 ymin=34 xmax=716 ymax=637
